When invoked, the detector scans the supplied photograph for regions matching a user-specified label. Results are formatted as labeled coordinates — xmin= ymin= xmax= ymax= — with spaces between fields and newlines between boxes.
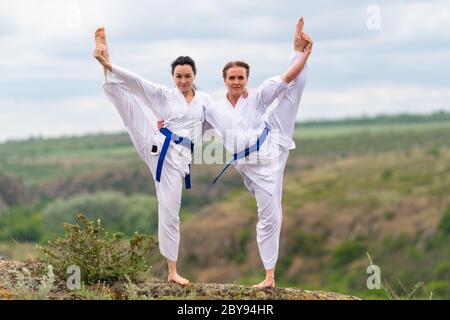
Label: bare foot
xmin=294 ymin=17 xmax=307 ymax=51
xmin=168 ymin=273 xmax=190 ymax=286
xmin=94 ymin=27 xmax=111 ymax=71
xmin=252 ymin=278 xmax=276 ymax=289
xmin=95 ymin=27 xmax=109 ymax=58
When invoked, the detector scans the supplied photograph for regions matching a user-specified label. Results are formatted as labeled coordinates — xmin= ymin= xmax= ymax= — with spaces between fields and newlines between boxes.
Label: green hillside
xmin=1 ymin=112 xmax=449 ymax=299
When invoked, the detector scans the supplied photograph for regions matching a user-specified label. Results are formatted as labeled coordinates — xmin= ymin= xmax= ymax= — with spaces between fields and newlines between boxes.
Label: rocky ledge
xmin=0 ymin=258 xmax=360 ymax=300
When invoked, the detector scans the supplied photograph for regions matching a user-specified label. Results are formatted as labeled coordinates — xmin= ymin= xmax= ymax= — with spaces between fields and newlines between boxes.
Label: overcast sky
xmin=0 ymin=0 xmax=449 ymax=142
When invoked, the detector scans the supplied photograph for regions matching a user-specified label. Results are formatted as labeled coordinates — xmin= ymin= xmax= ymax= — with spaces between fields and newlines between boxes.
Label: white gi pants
xmin=103 ymin=82 xmax=184 ymax=262
xmin=250 ymin=61 xmax=307 ymax=270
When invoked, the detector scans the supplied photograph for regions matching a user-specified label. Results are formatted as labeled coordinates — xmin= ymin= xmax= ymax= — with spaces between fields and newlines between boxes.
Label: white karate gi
xmin=206 ymin=51 xmax=308 ymax=269
xmin=102 ymin=65 xmax=211 ymax=262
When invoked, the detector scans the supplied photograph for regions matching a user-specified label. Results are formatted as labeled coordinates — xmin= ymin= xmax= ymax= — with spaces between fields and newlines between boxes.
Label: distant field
xmin=0 ymin=134 xmax=141 ymax=185
xmin=1 ymin=113 xmax=450 ymax=185
xmin=295 ymin=120 xmax=450 ymax=139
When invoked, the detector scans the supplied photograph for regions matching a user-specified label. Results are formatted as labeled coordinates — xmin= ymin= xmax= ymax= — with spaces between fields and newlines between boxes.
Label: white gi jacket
xmin=104 ymin=64 xmax=211 ymax=176
xmin=205 ymin=75 xmax=292 ymax=195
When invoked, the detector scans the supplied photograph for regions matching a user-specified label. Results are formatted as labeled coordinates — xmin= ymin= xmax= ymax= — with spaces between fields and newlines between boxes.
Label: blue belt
xmin=156 ymin=127 xmax=194 ymax=189
xmin=213 ymin=127 xmax=270 ymax=184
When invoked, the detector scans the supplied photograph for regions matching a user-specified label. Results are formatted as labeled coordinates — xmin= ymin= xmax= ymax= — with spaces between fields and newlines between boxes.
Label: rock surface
xmin=0 ymin=259 xmax=361 ymax=300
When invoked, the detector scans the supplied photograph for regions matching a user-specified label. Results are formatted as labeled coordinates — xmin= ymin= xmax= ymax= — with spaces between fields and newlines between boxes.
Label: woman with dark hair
xmin=94 ymin=27 xmax=210 ymax=285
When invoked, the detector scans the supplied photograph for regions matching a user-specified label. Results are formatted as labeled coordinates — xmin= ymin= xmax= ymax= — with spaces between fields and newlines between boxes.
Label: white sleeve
xmin=105 ymin=64 xmax=169 ymax=114
xmin=253 ymin=75 xmax=289 ymax=114
xmin=200 ymin=94 xmax=214 ymax=122
xmin=201 ymin=95 xmax=215 ymax=144
xmin=201 ymin=113 xmax=214 ymax=144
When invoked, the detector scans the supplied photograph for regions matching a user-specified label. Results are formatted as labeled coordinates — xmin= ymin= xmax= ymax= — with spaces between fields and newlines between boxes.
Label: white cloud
xmin=384 ymin=0 xmax=450 ymax=41
xmin=0 ymin=95 xmax=125 ymax=142
xmin=0 ymin=0 xmax=449 ymax=141
xmin=300 ymin=84 xmax=450 ymax=120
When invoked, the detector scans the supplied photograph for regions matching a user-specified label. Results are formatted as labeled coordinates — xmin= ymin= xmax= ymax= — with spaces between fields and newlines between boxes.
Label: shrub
xmin=122 ymin=195 xmax=158 ymax=235
xmin=291 ymin=231 xmax=328 ymax=256
xmin=384 ymin=211 xmax=395 ymax=221
xmin=0 ymin=198 xmax=8 ymax=215
xmin=0 ymin=204 xmax=44 ymax=242
xmin=42 ymin=192 xmax=128 ymax=234
xmin=42 ymin=192 xmax=158 ymax=237
xmin=331 ymin=239 xmax=366 ymax=268
xmin=438 ymin=205 xmax=450 ymax=235
xmin=425 ymin=232 xmax=449 ymax=250
xmin=426 ymin=281 xmax=450 ymax=299
xmin=432 ymin=261 xmax=450 ymax=280
xmin=38 ymin=214 xmax=157 ymax=285
xmin=382 ymin=169 xmax=393 ymax=181
xmin=235 ymin=228 xmax=252 ymax=264
xmin=382 ymin=233 xmax=411 ymax=252
xmin=0 ymin=175 xmax=26 ymax=206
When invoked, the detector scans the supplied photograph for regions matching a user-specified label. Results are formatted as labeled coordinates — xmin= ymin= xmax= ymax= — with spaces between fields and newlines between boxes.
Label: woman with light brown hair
xmin=203 ymin=17 xmax=312 ymax=288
